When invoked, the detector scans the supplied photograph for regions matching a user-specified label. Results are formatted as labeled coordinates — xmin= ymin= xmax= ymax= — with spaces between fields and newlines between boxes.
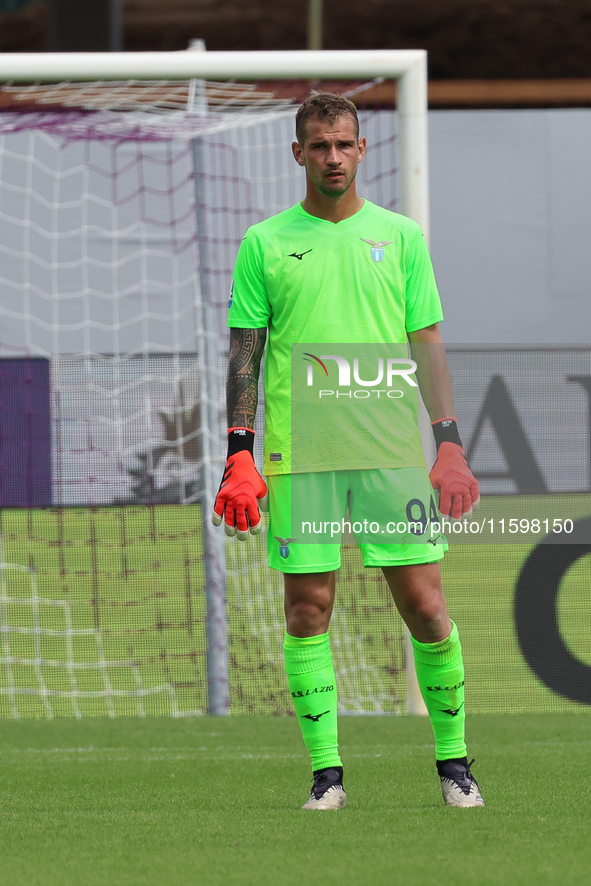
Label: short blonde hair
xmin=295 ymin=93 xmax=359 ymax=144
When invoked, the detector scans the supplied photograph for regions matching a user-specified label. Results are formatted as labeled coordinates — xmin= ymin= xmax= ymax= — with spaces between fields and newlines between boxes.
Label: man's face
xmin=292 ymin=115 xmax=366 ymax=198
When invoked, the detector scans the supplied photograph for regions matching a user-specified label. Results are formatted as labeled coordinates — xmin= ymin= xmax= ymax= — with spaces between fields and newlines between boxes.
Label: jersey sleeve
xmin=227 ymin=229 xmax=271 ymax=329
xmin=404 ymin=225 xmax=444 ymax=333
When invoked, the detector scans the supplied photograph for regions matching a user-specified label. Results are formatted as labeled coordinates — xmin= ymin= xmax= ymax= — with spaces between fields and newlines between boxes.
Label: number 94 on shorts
xmin=266 ymin=468 xmax=448 ymax=571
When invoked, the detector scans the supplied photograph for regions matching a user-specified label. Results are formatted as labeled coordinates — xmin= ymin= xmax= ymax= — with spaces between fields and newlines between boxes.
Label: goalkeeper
xmin=213 ymin=93 xmax=484 ymax=810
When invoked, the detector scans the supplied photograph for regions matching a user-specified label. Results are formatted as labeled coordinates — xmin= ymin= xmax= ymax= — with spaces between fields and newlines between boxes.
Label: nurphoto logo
xmin=302 ymin=351 xmax=417 ymax=399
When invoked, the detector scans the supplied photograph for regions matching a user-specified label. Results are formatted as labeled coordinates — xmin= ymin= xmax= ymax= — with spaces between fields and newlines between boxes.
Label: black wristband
xmin=432 ymin=418 xmax=463 ymax=451
xmin=227 ymin=427 xmax=255 ymax=457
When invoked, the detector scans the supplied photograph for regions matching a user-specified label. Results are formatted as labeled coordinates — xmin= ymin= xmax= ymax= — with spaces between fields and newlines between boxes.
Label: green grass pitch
xmin=1 ymin=713 xmax=590 ymax=886
xmin=1 ymin=500 xmax=591 ymax=884
xmin=2 ymin=498 xmax=591 ymax=719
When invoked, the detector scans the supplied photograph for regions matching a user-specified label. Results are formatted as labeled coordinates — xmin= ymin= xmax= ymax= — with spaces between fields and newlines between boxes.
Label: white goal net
xmin=0 ymin=51 xmax=427 ymax=718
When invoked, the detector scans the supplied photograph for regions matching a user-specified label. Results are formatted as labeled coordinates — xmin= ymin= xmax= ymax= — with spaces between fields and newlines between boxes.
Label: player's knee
xmin=286 ymin=599 xmax=331 ymax=634
xmin=406 ymin=597 xmax=450 ymax=640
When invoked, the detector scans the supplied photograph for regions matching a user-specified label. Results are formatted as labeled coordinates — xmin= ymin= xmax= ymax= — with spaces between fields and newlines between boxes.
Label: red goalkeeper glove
xmin=429 ymin=418 xmax=480 ymax=519
xmin=212 ymin=428 xmax=268 ymax=540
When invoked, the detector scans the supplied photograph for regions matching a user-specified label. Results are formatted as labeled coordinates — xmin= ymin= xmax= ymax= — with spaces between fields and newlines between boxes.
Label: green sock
xmin=283 ymin=632 xmax=342 ymax=772
xmin=411 ymin=621 xmax=468 ymax=761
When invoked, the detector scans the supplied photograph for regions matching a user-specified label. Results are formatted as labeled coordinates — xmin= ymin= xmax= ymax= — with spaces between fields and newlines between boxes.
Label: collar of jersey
xmin=296 ymin=199 xmax=371 ymax=226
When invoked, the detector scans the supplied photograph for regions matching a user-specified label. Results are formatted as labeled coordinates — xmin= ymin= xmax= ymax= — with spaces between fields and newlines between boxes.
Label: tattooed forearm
xmin=226 ymin=327 xmax=267 ymax=428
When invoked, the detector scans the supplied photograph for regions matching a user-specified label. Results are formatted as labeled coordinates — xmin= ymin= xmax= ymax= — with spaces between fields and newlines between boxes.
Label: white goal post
xmin=0 ymin=49 xmax=429 ymax=718
xmin=0 ymin=49 xmax=429 ymax=234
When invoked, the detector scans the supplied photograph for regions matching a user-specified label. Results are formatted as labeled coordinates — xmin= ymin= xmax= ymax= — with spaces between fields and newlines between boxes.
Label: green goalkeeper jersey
xmin=227 ymin=200 xmax=444 ymax=475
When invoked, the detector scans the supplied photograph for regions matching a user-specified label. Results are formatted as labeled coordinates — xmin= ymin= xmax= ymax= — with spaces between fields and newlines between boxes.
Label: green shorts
xmin=267 ymin=468 xmax=447 ymax=573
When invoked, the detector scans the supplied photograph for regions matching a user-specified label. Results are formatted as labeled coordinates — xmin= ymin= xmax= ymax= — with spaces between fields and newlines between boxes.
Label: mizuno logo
xmin=441 ymin=703 xmax=464 ymax=717
xmin=288 ymin=249 xmax=313 ymax=260
xmin=303 ymin=711 xmax=330 ymax=722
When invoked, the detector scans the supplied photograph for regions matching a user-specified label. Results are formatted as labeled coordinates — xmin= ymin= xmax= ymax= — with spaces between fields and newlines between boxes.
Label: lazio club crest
xmin=274 ymin=536 xmax=297 ymax=559
xmin=361 ymin=238 xmax=394 ymax=263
